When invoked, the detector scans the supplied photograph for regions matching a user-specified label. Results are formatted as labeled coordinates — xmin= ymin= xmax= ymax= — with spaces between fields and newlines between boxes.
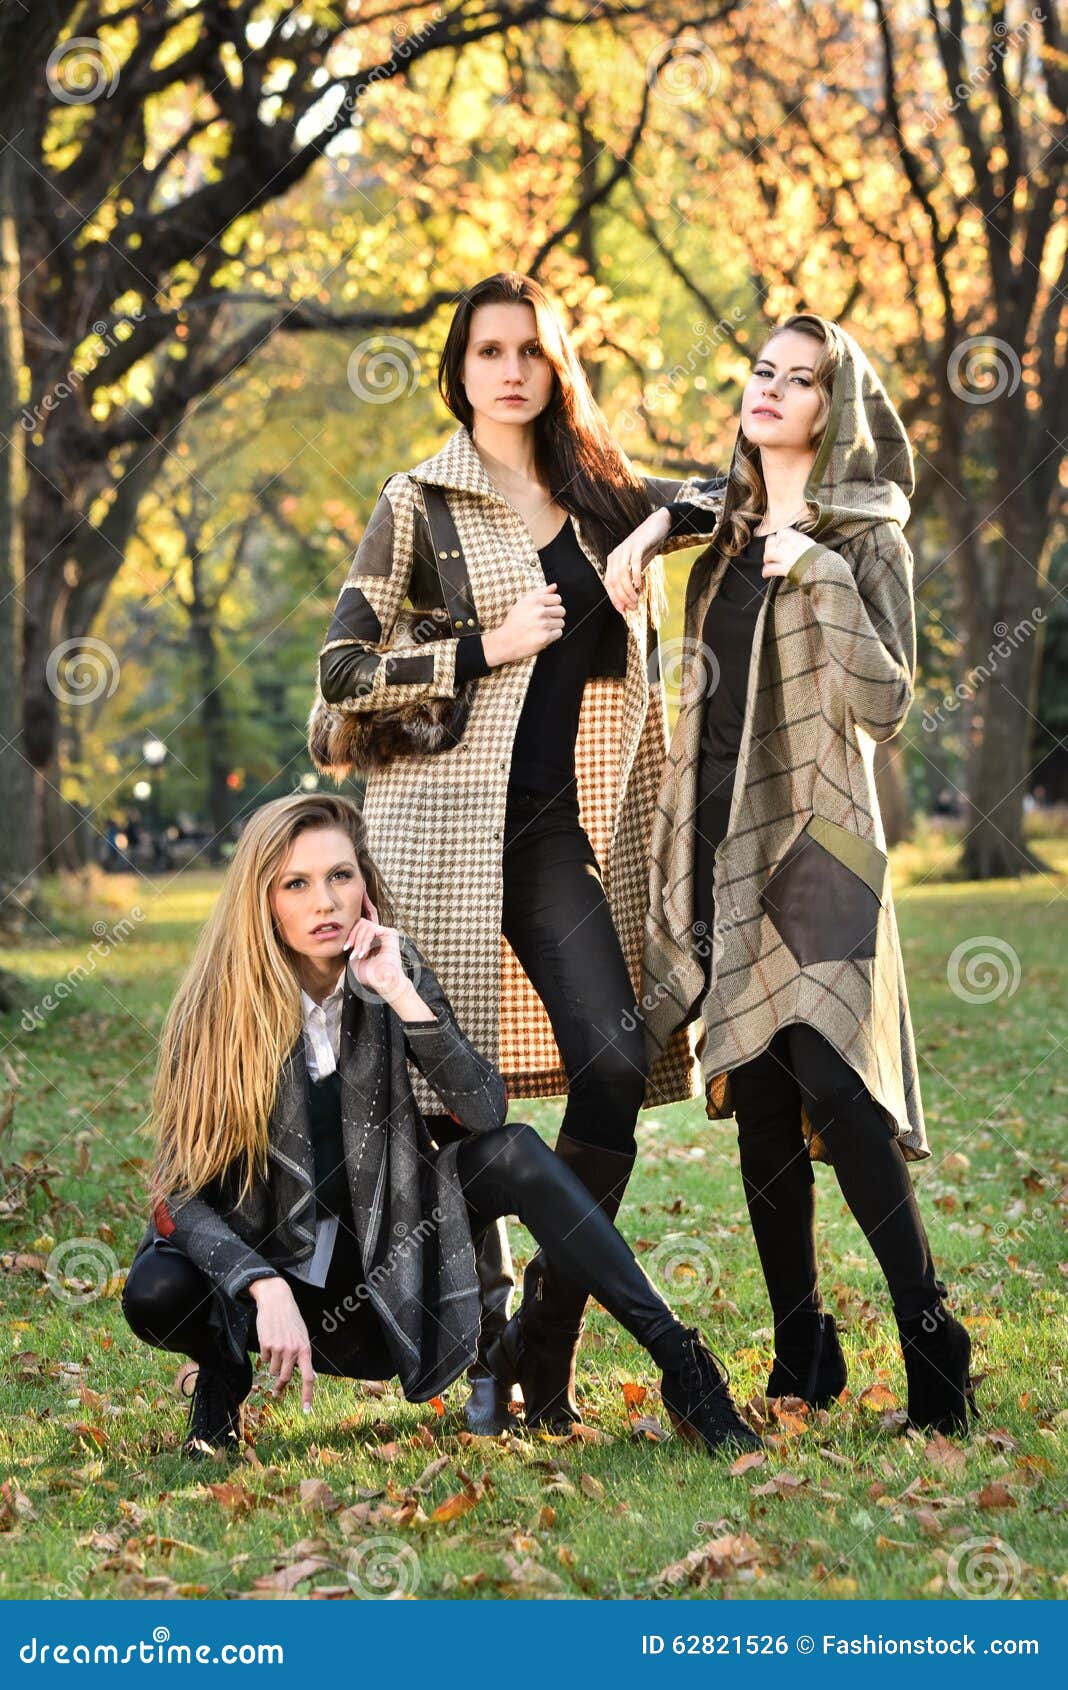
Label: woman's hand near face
xmin=482 ymin=584 xmax=565 ymax=667
xmin=605 ymin=506 xmax=671 ymax=613
xmin=761 ymin=526 xmax=812 ymax=577
xmin=248 ymin=1277 xmax=316 ymax=1411
xmin=344 ymin=892 xmax=435 ymax=1021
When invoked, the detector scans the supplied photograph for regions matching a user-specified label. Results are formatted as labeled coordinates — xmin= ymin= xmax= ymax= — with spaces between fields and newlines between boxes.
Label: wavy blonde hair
xmin=150 ymin=793 xmax=395 ymax=1207
xmin=717 ymin=313 xmax=840 ymax=559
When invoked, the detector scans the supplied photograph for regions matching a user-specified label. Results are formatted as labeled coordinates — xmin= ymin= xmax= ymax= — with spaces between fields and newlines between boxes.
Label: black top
xmin=455 ymin=515 xmax=615 ymax=799
xmin=694 ymin=529 xmax=770 ymax=801
xmin=305 ymin=1066 xmax=350 ymax=1221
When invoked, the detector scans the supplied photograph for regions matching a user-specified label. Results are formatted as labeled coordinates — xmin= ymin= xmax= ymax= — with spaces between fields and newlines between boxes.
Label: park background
xmin=0 ymin=0 xmax=1065 ymax=1601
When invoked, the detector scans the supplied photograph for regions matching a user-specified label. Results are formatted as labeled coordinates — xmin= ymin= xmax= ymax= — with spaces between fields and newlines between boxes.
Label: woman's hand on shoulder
xmin=605 ymin=506 xmax=671 ymax=613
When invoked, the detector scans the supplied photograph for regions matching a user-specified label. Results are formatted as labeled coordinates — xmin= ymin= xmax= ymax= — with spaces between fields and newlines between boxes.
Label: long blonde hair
xmin=150 ymin=793 xmax=395 ymax=1208
xmin=717 ymin=312 xmax=840 ymax=559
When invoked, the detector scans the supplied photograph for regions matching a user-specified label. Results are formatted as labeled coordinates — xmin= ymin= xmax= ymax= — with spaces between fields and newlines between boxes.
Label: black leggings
xmin=499 ymin=785 xmax=647 ymax=1154
xmin=692 ymin=782 xmax=943 ymax=1328
xmin=122 ymin=1122 xmax=687 ymax=1385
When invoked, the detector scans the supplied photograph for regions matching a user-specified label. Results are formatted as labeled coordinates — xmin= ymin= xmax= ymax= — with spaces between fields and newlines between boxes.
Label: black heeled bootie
xmin=897 ymin=1301 xmax=977 ymax=1435
xmin=765 ymin=1311 xmax=848 ymax=1408
xmin=181 ymin=1352 xmax=253 ymax=1460
xmin=660 ymin=1328 xmax=764 ymax=1456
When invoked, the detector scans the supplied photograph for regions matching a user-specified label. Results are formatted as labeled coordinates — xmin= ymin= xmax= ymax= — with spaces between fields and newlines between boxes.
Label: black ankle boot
xmin=897 ymin=1302 xmax=977 ymax=1435
xmin=766 ymin=1312 xmax=848 ymax=1409
xmin=660 ymin=1328 xmax=763 ymax=1456
xmin=181 ymin=1354 xmax=253 ymax=1459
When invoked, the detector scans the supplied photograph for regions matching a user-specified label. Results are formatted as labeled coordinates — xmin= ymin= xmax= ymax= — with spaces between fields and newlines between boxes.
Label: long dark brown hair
xmin=438 ymin=272 xmax=662 ymax=608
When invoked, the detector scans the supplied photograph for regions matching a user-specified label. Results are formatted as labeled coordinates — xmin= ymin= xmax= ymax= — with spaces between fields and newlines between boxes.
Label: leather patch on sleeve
xmin=349 ymin=491 xmax=395 ymax=578
xmin=384 ymin=651 xmax=435 ymax=686
xmin=326 ymin=584 xmax=383 ymax=645
xmin=152 ymin=1197 xmax=177 ymax=1238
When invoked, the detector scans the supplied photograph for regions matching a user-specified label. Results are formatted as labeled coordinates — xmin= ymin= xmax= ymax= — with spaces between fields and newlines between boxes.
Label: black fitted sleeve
xmin=453 ymin=634 xmax=491 ymax=684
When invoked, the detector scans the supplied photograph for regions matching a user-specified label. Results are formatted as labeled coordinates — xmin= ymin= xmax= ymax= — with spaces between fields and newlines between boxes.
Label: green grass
xmin=1 ymin=834 xmax=1066 ymax=1601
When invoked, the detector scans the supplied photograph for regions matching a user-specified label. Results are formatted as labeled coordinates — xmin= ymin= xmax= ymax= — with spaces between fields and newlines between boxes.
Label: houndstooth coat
xmin=307 ymin=425 xmax=701 ymax=1117
xmin=642 ymin=320 xmax=930 ymax=1162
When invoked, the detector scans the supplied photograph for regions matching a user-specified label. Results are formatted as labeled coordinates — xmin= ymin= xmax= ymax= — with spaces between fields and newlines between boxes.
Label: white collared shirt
xmin=289 ymin=965 xmax=347 ymax=1289
xmin=299 ymin=965 xmax=346 ymax=1080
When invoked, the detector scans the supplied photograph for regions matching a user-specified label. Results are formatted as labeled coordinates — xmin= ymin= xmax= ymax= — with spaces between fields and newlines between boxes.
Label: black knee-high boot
xmin=488 ymin=1132 xmax=635 ymax=1430
xmin=465 ymin=1124 xmax=760 ymax=1455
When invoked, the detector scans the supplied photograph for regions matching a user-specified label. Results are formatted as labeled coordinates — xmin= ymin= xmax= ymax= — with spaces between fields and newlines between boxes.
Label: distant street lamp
xmin=141 ymin=735 xmax=168 ymax=845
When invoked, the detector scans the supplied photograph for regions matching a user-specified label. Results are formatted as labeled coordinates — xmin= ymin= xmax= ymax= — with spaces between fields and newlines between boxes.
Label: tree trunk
xmin=188 ymin=584 xmax=231 ymax=864
xmin=874 ymin=737 xmax=912 ymax=846
xmin=960 ymin=531 xmax=1050 ymax=879
xmin=0 ymin=146 xmax=35 ymax=931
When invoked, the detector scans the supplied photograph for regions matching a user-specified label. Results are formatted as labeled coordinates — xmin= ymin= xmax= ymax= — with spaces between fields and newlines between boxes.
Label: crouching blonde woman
xmin=120 ymin=793 xmax=758 ymax=1462
xmin=606 ymin=314 xmax=977 ymax=1436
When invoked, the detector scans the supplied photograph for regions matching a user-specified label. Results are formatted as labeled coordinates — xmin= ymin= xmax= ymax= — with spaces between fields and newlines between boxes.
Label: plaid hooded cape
xmin=642 ymin=319 xmax=930 ymax=1162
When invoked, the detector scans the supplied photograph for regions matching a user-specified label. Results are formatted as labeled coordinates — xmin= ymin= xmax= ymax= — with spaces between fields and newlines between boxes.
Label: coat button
xmin=438 ymin=549 xmax=448 ymax=560
xmin=450 ymin=549 xmax=460 ymax=558
xmin=454 ymin=618 xmax=463 ymax=628
xmin=466 ymin=617 xmax=475 ymax=626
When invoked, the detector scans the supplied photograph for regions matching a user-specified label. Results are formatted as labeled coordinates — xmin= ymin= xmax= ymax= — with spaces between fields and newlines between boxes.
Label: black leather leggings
xmin=499 ymin=786 xmax=647 ymax=1155
xmin=122 ymin=1122 xmax=687 ymax=1385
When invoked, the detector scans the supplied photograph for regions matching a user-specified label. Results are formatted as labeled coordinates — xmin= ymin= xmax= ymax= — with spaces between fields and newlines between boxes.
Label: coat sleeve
xmin=151 ymin=1185 xmax=283 ymax=1303
xmin=316 ymin=474 xmax=464 ymax=711
xmin=654 ymin=474 xmax=728 ymax=555
xmin=785 ymin=522 xmax=916 ymax=743
xmin=388 ymin=938 xmax=508 ymax=1133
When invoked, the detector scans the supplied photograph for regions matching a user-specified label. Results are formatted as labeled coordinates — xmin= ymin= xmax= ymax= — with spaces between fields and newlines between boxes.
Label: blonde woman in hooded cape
xmin=605 ymin=314 xmax=979 ymax=1438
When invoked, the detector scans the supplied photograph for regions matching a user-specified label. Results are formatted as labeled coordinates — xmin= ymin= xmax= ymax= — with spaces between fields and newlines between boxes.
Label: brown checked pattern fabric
xmin=643 ymin=318 xmax=930 ymax=1163
xmin=308 ymin=425 xmax=703 ymax=1117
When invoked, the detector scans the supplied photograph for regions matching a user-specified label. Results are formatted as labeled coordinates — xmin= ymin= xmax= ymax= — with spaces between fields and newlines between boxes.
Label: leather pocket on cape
xmin=759 ymin=814 xmax=888 ymax=966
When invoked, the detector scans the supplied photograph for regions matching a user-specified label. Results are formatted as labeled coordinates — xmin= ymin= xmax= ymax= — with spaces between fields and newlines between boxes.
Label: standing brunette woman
xmin=120 ymin=794 xmax=757 ymax=1462
xmin=307 ymin=274 xmax=699 ymax=1432
xmin=606 ymin=314 xmax=977 ymax=1436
